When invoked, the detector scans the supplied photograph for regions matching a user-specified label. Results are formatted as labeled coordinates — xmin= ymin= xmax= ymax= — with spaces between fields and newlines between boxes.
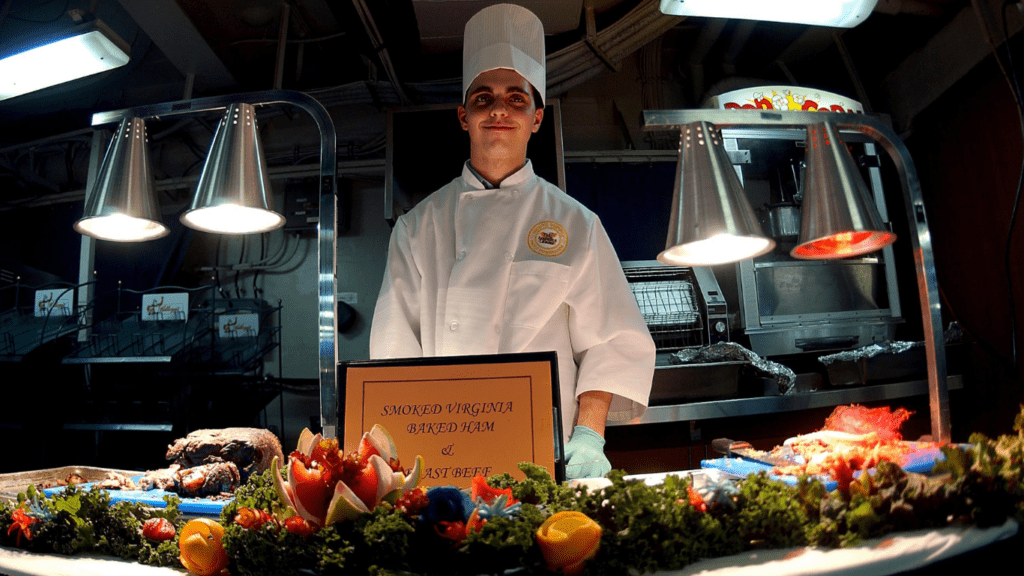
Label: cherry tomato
xmin=142 ymin=517 xmax=176 ymax=541
xmin=234 ymin=507 xmax=274 ymax=531
xmin=284 ymin=515 xmax=318 ymax=538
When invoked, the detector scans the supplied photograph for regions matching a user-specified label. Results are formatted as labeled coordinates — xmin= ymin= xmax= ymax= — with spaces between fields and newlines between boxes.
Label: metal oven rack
xmin=622 ymin=261 xmax=730 ymax=353
xmin=62 ymin=284 xmax=216 ymax=364
xmin=56 ymin=287 xmax=285 ymax=446
xmin=180 ymin=298 xmax=283 ymax=374
xmin=630 ymin=278 xmax=702 ymax=351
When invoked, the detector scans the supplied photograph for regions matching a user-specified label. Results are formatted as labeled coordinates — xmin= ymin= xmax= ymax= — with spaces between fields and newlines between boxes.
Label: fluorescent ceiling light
xmin=0 ymin=22 xmax=130 ymax=101
xmin=659 ymin=0 xmax=878 ymax=28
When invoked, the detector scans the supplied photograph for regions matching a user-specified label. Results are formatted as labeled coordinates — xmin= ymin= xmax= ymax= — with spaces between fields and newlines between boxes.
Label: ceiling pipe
xmin=548 ymin=0 xmax=682 ymax=97
xmin=833 ymin=32 xmax=873 ymax=113
xmin=722 ymin=20 xmax=757 ymax=76
xmin=350 ymin=0 xmax=410 ymax=104
xmin=275 ymin=2 xmax=290 ymax=89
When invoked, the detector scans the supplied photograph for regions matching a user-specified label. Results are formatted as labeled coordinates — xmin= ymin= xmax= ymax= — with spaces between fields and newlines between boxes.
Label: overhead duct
xmin=115 ymin=0 xmax=235 ymax=90
xmin=413 ymin=0 xmax=585 ymax=53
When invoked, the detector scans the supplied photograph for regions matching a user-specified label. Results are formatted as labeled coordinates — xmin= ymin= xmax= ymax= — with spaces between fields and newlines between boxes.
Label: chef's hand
xmin=565 ymin=425 xmax=612 ymax=479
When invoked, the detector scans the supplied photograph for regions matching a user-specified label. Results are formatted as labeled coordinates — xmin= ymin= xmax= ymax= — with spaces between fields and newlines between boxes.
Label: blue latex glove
xmin=564 ymin=425 xmax=612 ymax=480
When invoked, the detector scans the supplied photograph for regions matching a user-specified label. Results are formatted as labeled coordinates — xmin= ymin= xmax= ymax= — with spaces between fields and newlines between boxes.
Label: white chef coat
xmin=370 ymin=161 xmax=655 ymax=443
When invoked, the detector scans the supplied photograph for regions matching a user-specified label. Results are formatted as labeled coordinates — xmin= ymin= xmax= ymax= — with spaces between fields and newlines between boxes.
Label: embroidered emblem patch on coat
xmin=527 ymin=221 xmax=568 ymax=257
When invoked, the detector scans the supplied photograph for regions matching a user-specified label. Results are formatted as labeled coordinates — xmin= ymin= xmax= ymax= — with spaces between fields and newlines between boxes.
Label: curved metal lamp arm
xmin=91 ymin=89 xmax=340 ymax=438
xmin=642 ymin=109 xmax=950 ymax=443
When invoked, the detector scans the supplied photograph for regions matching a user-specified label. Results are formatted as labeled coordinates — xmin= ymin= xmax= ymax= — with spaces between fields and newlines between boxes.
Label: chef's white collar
xmin=462 ymin=160 xmax=535 ymax=190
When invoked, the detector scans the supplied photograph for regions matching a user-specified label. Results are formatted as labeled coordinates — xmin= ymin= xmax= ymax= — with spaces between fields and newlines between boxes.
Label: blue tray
xmin=43 ymin=476 xmax=231 ymax=516
xmin=702 ymin=442 xmax=947 ymax=491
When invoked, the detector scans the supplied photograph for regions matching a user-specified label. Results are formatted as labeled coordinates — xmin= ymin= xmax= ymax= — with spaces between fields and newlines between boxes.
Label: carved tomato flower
xmin=272 ymin=425 xmax=424 ymax=527
xmin=536 ymin=511 xmax=602 ymax=576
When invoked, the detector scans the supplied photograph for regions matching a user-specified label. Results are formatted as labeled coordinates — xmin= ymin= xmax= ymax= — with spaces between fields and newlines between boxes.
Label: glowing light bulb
xmin=658 ymin=234 xmax=775 ymax=266
xmin=74 ymin=213 xmax=169 ymax=242
xmin=180 ymin=204 xmax=285 ymax=234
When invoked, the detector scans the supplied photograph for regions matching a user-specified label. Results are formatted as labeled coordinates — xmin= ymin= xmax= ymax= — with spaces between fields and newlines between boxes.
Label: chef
xmin=370 ymin=3 xmax=655 ymax=479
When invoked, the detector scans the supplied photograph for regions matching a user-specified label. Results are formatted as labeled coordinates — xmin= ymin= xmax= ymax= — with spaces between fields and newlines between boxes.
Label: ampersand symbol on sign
xmin=441 ymin=444 xmax=454 ymax=456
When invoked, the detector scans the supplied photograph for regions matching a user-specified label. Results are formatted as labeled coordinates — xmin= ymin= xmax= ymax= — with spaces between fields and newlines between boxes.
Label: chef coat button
xmin=504 ymin=252 xmax=513 ymax=262
xmin=450 ymin=321 xmax=459 ymax=331
xmin=466 ymin=194 xmax=474 ymax=200
xmin=457 ymin=251 xmax=467 ymax=260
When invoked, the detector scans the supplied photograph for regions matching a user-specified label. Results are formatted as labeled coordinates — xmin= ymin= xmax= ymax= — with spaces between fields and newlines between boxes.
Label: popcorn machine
xmin=641 ymin=108 xmax=951 ymax=442
xmin=726 ymin=126 xmax=904 ymax=357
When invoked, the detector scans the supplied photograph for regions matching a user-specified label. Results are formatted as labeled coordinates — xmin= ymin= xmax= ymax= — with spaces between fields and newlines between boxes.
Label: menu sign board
xmin=141 ymin=293 xmax=188 ymax=322
xmin=33 ymin=289 xmax=73 ymax=317
xmin=340 ymin=352 xmax=563 ymax=488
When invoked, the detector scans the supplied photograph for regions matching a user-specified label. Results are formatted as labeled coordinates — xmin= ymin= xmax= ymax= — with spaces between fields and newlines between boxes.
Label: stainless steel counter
xmin=610 ymin=375 xmax=963 ymax=426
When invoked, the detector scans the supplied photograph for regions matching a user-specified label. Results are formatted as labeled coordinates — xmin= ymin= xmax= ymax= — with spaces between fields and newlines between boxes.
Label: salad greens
xmin=3 ymin=406 xmax=1024 ymax=575
xmin=1 ymin=483 xmax=182 ymax=565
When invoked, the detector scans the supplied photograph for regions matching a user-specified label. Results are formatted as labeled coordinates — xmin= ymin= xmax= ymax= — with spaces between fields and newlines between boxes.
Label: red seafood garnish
xmin=7 ymin=509 xmax=39 ymax=547
xmin=823 ymin=405 xmax=913 ymax=442
xmin=686 ymin=486 xmax=708 ymax=513
xmin=434 ymin=509 xmax=485 ymax=543
xmin=470 ymin=475 xmax=518 ymax=506
xmin=772 ymin=404 xmax=927 ymax=491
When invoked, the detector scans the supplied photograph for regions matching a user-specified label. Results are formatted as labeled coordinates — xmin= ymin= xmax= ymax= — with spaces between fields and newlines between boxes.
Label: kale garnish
xmin=1 ymin=483 xmax=182 ymax=565
xmin=5 ymin=406 xmax=1024 ymax=575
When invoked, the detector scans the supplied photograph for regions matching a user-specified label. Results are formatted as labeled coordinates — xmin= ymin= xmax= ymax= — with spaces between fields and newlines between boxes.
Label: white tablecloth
xmin=0 ymin=519 xmax=1017 ymax=576
xmin=0 ymin=548 xmax=186 ymax=576
xmin=670 ymin=519 xmax=1018 ymax=576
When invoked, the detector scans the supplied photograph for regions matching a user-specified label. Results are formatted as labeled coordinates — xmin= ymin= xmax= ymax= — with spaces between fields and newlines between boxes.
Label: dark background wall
xmin=905 ymin=50 xmax=1024 ymax=439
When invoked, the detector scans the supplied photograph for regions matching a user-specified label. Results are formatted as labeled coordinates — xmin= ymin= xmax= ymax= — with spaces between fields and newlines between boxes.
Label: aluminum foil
xmin=817 ymin=341 xmax=922 ymax=365
xmin=945 ymin=321 xmax=964 ymax=344
xmin=669 ymin=341 xmax=797 ymax=395
xmin=819 ymin=321 xmax=964 ymax=367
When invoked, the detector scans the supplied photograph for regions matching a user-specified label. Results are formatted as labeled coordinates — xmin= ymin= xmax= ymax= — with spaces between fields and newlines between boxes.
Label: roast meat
xmin=165 ymin=427 xmax=283 ymax=483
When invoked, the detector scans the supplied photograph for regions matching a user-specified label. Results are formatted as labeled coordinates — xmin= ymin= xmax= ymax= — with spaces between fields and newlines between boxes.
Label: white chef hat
xmin=463 ymin=3 xmax=546 ymax=107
